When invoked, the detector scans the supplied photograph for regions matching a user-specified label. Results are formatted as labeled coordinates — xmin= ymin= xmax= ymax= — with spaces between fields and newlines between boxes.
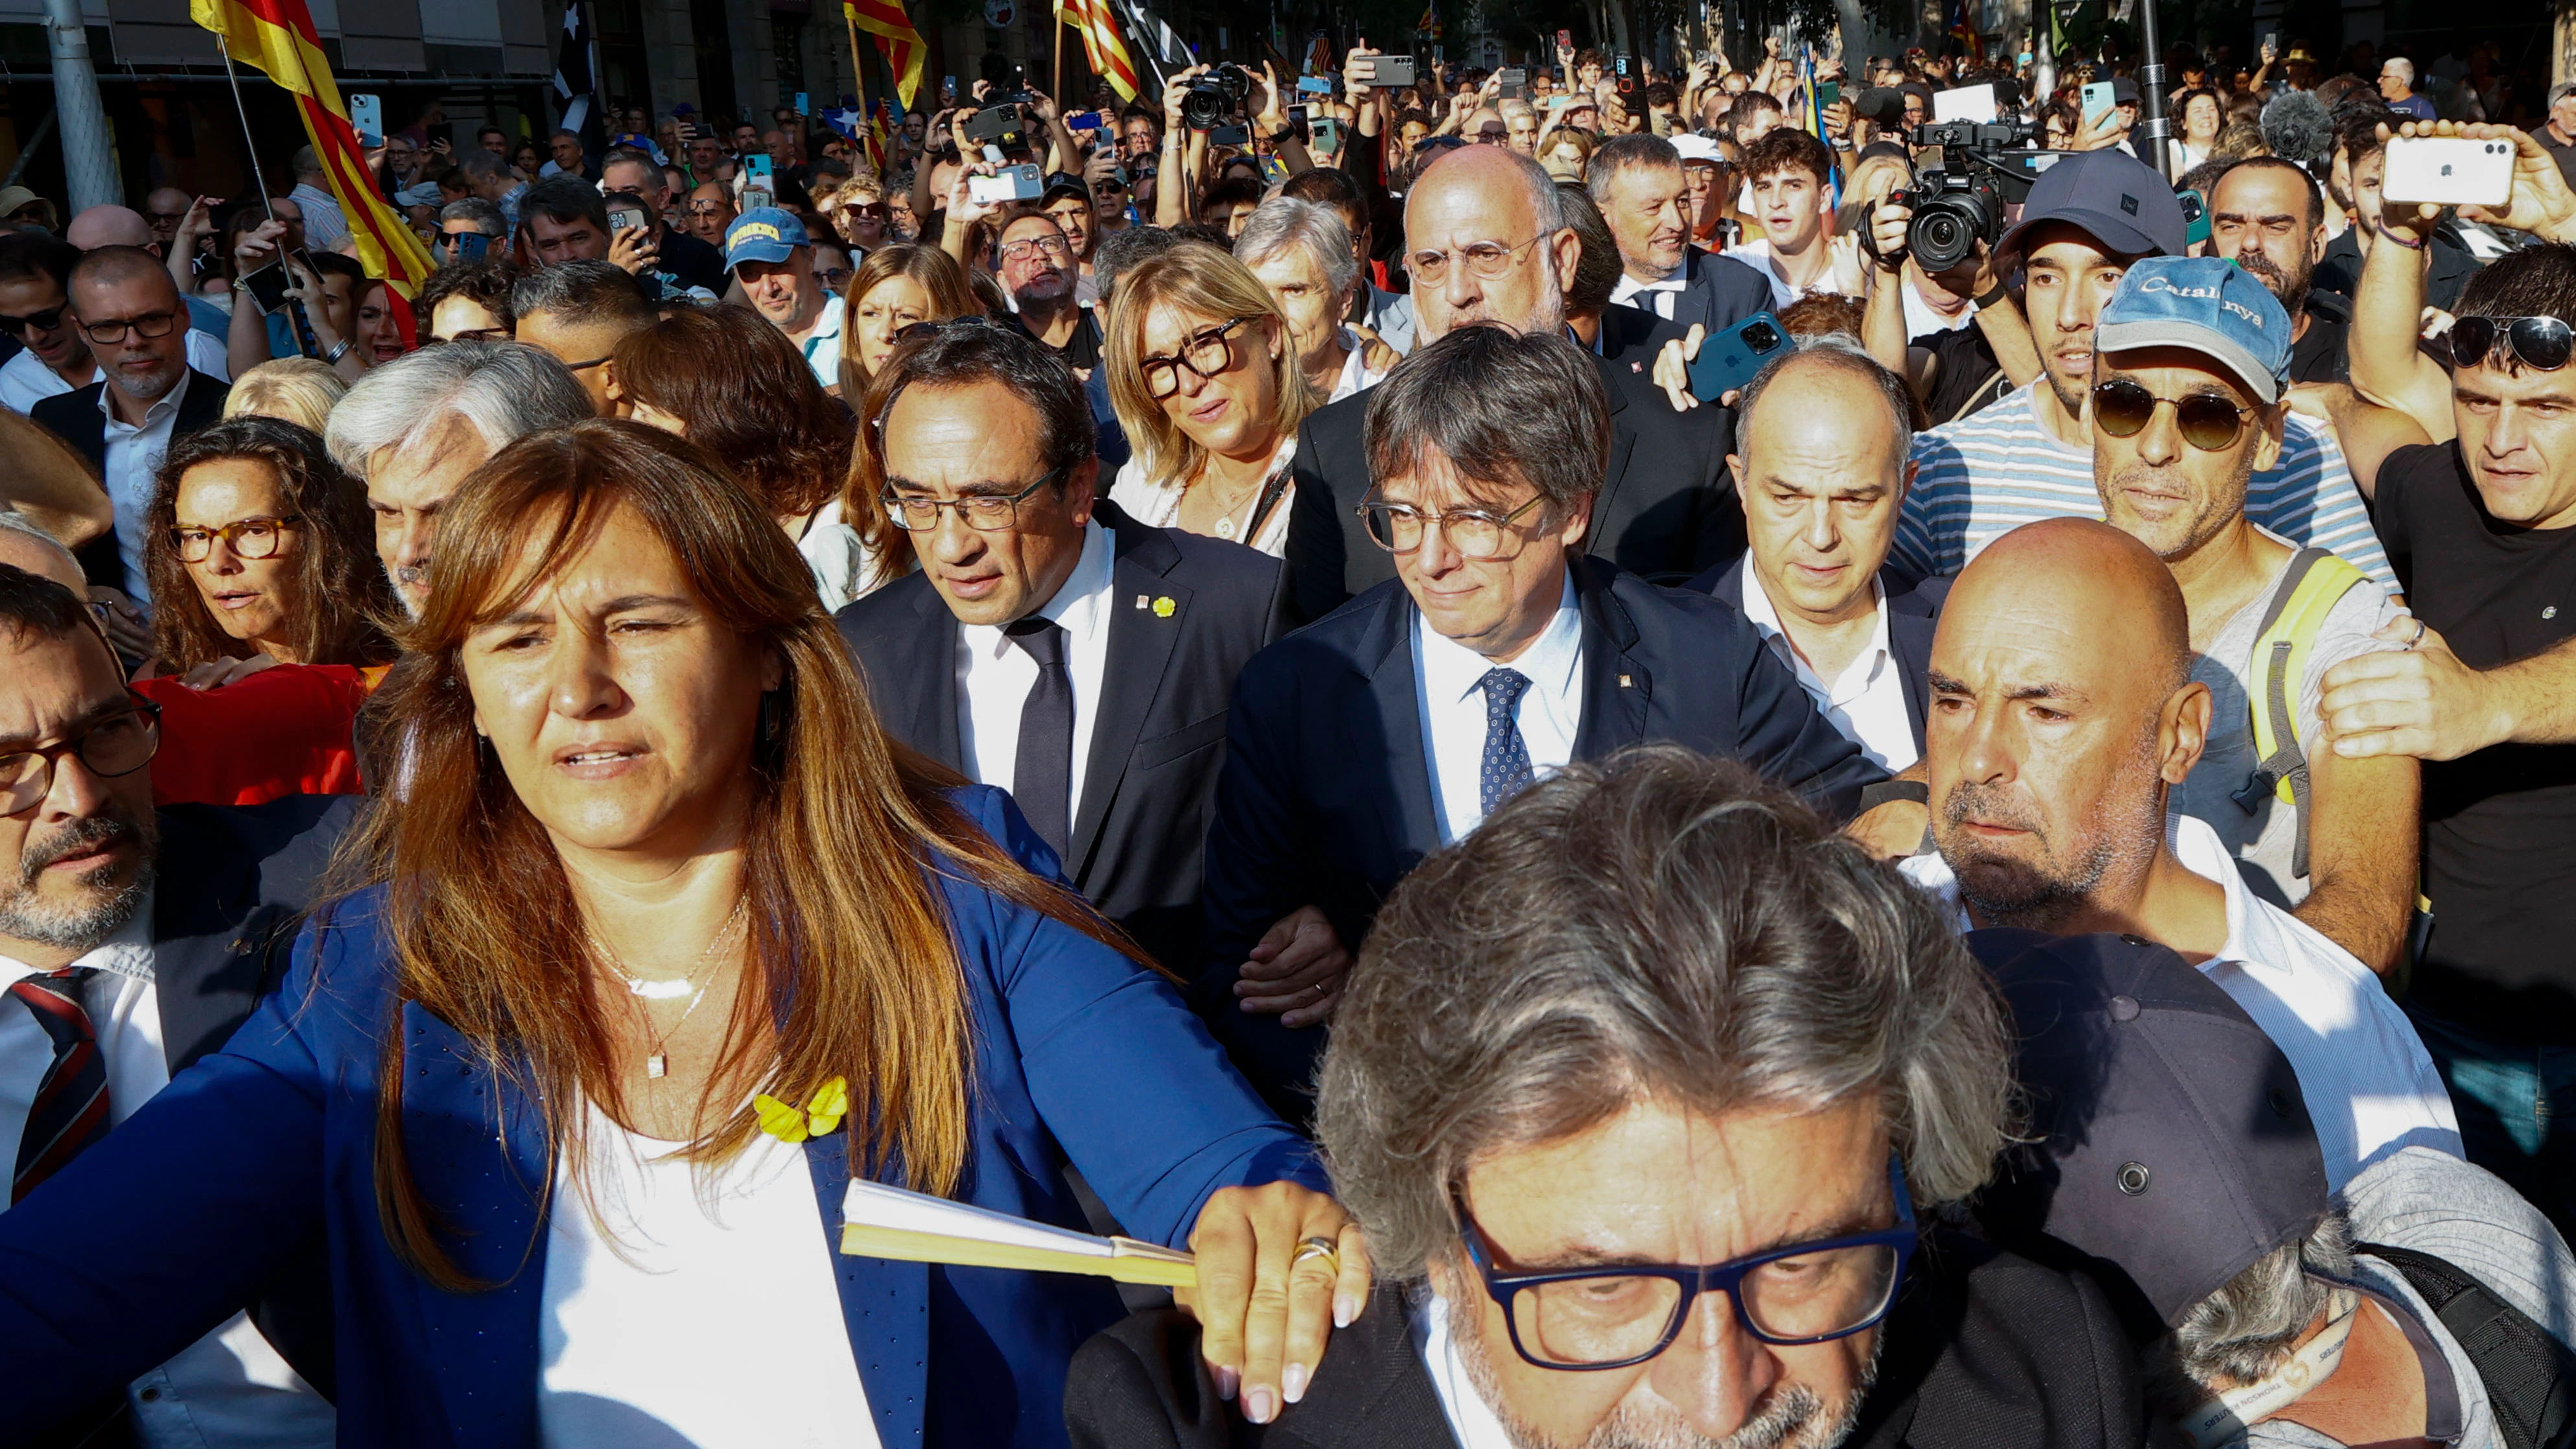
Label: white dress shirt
xmin=955 ymin=519 xmax=1116 ymax=819
xmin=1413 ymin=1292 xmax=1518 ymax=1449
xmin=1609 ymin=270 xmax=1690 ymax=321
xmin=1736 ymin=571 xmax=1918 ymax=772
xmin=0 ymin=903 xmax=334 ymax=1448
xmin=1901 ymin=814 xmax=2463 ymax=1192
xmin=1326 ymin=327 xmax=1388 ymax=404
xmin=795 ymin=292 xmax=847 ymax=389
xmin=98 ymin=368 xmax=198 ymax=603
xmin=1 ymin=332 xmax=229 ymax=416
xmin=1413 ymin=572 xmax=1586 ymax=844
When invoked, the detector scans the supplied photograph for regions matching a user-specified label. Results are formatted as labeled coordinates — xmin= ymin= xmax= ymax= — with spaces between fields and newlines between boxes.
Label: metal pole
xmin=40 ymin=0 xmax=118 ymax=211
xmin=218 ymin=38 xmax=279 ymax=218
xmin=2134 ymin=0 xmax=2171 ymax=177
xmin=5 ymin=110 xmax=57 ymax=189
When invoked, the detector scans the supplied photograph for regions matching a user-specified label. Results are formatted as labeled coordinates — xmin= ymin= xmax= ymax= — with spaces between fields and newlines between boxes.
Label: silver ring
xmin=2405 ymin=617 xmax=2428 ymax=651
xmin=1292 ymin=1236 xmax=1341 ymax=1274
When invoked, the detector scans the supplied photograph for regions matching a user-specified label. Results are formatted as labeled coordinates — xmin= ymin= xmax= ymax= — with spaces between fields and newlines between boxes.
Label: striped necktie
xmin=10 ymin=968 xmax=110 ymax=1203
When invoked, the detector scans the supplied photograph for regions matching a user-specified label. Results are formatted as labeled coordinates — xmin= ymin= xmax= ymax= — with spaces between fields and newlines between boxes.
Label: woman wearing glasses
xmin=1101 ymin=244 xmax=1317 ymax=555
xmin=142 ymin=416 xmax=394 ymax=685
xmin=0 ymin=421 xmax=1369 ymax=1449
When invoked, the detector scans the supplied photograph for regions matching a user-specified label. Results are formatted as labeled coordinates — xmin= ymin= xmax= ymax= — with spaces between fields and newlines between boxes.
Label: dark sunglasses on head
xmin=2091 ymin=377 xmax=2259 ymax=452
xmin=2448 ymin=315 xmax=2574 ymax=373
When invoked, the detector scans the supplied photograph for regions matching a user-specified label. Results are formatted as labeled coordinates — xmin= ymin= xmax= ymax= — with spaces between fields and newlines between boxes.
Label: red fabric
xmin=134 ymin=665 xmax=372 ymax=808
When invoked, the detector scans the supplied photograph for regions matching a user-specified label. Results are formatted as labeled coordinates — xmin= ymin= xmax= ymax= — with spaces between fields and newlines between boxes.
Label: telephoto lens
xmin=1182 ymin=64 xmax=1254 ymax=130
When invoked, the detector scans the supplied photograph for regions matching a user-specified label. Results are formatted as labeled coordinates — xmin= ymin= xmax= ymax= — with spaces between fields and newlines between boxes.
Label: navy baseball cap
xmin=1039 ymin=171 xmax=1092 ymax=206
xmin=2097 ymin=255 xmax=2295 ymax=405
xmin=1967 ymin=930 xmax=2330 ymax=1334
xmin=724 ymin=207 xmax=810 ymax=269
xmin=1996 ymin=147 xmax=2186 ymax=261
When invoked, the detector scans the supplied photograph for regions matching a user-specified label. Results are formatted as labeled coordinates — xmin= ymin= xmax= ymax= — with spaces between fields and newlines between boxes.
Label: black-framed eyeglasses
xmin=1405 ymin=231 xmax=1547 ymax=286
xmin=565 ymin=355 xmax=612 ymax=373
xmin=1459 ymin=1156 xmax=1918 ymax=1371
xmin=1140 ymin=315 xmax=1256 ymax=399
xmin=0 ymin=692 xmax=163 ymax=816
xmin=169 ymin=515 xmax=302 ymax=563
xmin=0 ymin=301 xmax=67 ymax=336
xmin=2090 ymin=377 xmax=2260 ymax=452
xmin=880 ymin=465 xmax=1066 ymax=532
xmin=1358 ymin=492 xmax=1547 ymax=560
xmin=998 ymin=233 xmax=1073 ymax=263
xmin=77 ymin=309 xmax=181 ymax=346
xmin=2449 ymin=315 xmax=2573 ymax=373
xmin=817 ymin=266 xmax=854 ymax=294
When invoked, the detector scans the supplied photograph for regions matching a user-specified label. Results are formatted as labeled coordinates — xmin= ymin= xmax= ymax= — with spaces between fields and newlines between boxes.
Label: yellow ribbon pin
xmin=756 ymin=1076 xmax=850 ymax=1144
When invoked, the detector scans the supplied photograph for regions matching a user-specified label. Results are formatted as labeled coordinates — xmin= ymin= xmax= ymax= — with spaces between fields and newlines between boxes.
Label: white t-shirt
xmin=539 ymin=1101 xmax=882 ymax=1448
xmin=1902 ymin=813 xmax=2462 ymax=1191
xmin=1724 ymin=231 xmax=1868 ymax=307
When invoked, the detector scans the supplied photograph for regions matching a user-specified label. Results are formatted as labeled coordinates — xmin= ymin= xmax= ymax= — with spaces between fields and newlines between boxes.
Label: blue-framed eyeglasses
xmin=1458 ymin=1155 xmax=1917 ymax=1371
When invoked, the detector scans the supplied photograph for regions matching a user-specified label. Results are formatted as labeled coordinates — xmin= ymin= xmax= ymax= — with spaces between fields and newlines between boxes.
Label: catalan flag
xmin=191 ymin=0 xmax=434 ymax=340
xmin=1056 ymin=0 xmax=1140 ymax=102
xmin=847 ymin=0 xmax=928 ymax=113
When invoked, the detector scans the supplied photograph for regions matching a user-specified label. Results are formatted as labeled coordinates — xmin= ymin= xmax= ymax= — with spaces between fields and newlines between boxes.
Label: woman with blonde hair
xmin=1101 ymin=242 xmax=1316 ymax=554
xmin=222 ymin=357 xmax=349 ymax=433
xmin=835 ymin=242 xmax=983 ymax=403
xmin=0 ymin=419 xmax=1370 ymax=1449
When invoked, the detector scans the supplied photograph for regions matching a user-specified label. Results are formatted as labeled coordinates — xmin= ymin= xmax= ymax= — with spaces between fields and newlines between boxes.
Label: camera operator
xmin=1859 ymin=177 xmax=2043 ymax=425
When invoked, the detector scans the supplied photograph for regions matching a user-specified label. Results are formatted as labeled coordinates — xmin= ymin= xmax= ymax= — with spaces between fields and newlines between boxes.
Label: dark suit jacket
xmin=1694 ymin=557 xmax=1950 ymax=757
xmin=1610 ymin=246 xmax=1776 ymax=340
xmin=1065 ymin=1232 xmax=2146 ymax=1449
xmin=1282 ymin=342 xmax=1742 ymax=622
xmin=29 ymin=368 xmax=232 ymax=589
xmin=1195 ymin=558 xmax=1882 ymax=1114
xmin=835 ymin=503 xmax=1291 ymax=970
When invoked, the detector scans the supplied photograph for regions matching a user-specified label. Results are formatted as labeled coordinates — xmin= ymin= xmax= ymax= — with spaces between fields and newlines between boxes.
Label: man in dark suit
xmin=1201 ymin=327 xmax=1880 ymax=1116
xmin=29 ymin=246 xmax=229 ymax=600
xmin=0 ymin=562 xmax=344 ymax=1447
xmin=1283 ymin=144 xmax=1743 ymax=623
xmin=1689 ymin=338 xmax=1947 ymax=772
xmin=1588 ymin=133 xmax=1775 ymax=340
xmin=836 ymin=322 xmax=1287 ymax=971
xmin=1070 ymin=750 xmax=2147 ymax=1449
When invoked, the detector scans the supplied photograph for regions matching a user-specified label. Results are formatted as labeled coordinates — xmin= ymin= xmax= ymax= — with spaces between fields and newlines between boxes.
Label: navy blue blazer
xmin=0 ymin=786 xmax=1324 ymax=1449
xmin=1194 ymin=560 xmax=1885 ymax=1114
xmin=1692 ymin=557 xmax=1951 ymax=756
xmin=1611 ymin=248 xmax=1776 ymax=342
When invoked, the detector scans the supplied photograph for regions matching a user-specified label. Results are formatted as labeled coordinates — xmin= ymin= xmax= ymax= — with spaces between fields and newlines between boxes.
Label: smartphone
xmin=1259 ymin=155 xmax=1289 ymax=184
xmin=1615 ymin=54 xmax=1631 ymax=77
xmin=963 ymin=104 xmax=1026 ymax=145
xmin=1497 ymin=65 xmax=1528 ymax=100
xmin=1816 ymin=80 xmax=1841 ymax=109
xmin=944 ymin=75 xmax=959 ymax=101
xmin=966 ymin=163 xmax=1044 ymax=205
xmin=607 ymin=206 xmax=646 ymax=231
xmin=1068 ymin=111 xmax=1105 ymax=131
xmin=794 ymin=91 xmax=810 ymax=116
xmin=1208 ymin=123 xmax=1252 ymax=147
xmin=1556 ymin=28 xmax=1571 ymax=48
xmin=747 ymin=154 xmax=775 ymax=182
xmin=1308 ymin=117 xmax=1341 ymax=152
xmin=1298 ymin=75 xmax=1334 ymax=94
xmin=449 ymin=231 xmax=491 ymax=260
xmin=1688 ymin=312 xmax=1793 ymax=403
xmin=239 ymin=260 xmax=292 ymax=314
xmin=1288 ymin=104 xmax=1309 ymax=126
xmin=1361 ymin=54 xmax=1418 ymax=88
xmin=349 ymin=93 xmax=383 ymax=146
xmin=2081 ymin=81 xmax=2116 ymax=123
xmin=2382 ymin=135 xmax=2515 ymax=208
xmin=2177 ymin=188 xmax=2209 ymax=248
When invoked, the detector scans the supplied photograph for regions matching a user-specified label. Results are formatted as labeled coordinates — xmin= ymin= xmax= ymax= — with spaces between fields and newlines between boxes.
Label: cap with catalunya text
xmin=2096 ymin=255 xmax=2294 ymax=405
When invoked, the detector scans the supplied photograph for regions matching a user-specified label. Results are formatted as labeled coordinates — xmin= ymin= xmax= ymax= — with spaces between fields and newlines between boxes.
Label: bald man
xmin=1901 ymin=517 xmax=2460 ymax=1190
xmin=1284 ymin=143 xmax=1739 ymax=620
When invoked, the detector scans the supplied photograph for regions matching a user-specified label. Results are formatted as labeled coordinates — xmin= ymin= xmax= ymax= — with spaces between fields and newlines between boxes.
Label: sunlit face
xmin=0 ymin=628 xmax=157 ymax=960
xmin=1044 ymin=194 xmax=1094 ymax=258
xmin=0 ymin=273 xmax=86 ymax=370
xmin=2017 ymin=226 xmax=2137 ymax=415
xmin=2183 ymin=93 xmax=2222 ymax=140
xmin=1431 ymin=1096 xmax=1893 ymax=1449
xmin=851 ymin=273 xmax=937 ymax=379
xmin=1601 ymin=159 xmax=1688 ymax=280
xmin=883 ymin=379 xmax=1095 ymax=629
xmin=2208 ymin=165 xmax=2321 ymax=312
xmin=463 ymin=502 xmax=781 ymax=864
xmin=736 ymin=249 xmax=823 ymax=329
xmin=1245 ymin=246 xmax=1342 ymax=376
xmin=429 ymin=293 xmax=509 ymax=344
xmin=1405 ymin=154 xmax=1579 ymax=342
xmin=369 ymin=416 xmax=491 ymax=617
xmin=2453 ymin=359 xmax=2576 ymax=530
xmin=997 ymin=216 xmax=1073 ymax=301
xmin=1140 ymin=302 xmax=1283 ymax=460
xmin=515 ymin=311 xmax=627 ymax=413
xmin=173 ymin=456 xmax=303 ymax=658
xmin=1508 ymin=112 xmax=1540 ymax=154
xmin=1380 ymin=451 xmax=1586 ymax=660
xmin=1748 ymin=167 xmax=1824 ymax=252
xmin=526 ymin=210 xmax=609 ymax=266
xmin=1733 ymin=371 xmax=1910 ymax=628
xmin=354 ymin=282 xmax=404 ymax=363
xmin=2090 ymin=349 xmax=2284 ymax=565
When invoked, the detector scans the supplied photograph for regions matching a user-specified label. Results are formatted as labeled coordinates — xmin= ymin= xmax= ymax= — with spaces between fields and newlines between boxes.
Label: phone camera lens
xmin=1742 ymin=324 xmax=1781 ymax=352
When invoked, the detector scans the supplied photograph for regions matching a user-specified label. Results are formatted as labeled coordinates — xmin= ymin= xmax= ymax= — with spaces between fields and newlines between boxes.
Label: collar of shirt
xmin=1329 ymin=327 xmax=1383 ymax=403
xmin=961 ymin=516 xmax=1114 ymax=663
xmin=1610 ymin=272 xmax=1690 ymax=303
xmin=1411 ymin=1291 xmax=1519 ymax=1449
xmin=1737 ymin=565 xmax=1892 ymax=708
xmin=95 ymin=366 xmax=189 ymax=436
xmin=1415 ymin=570 xmax=1584 ymax=719
xmin=0 ymin=889 xmax=156 ymax=987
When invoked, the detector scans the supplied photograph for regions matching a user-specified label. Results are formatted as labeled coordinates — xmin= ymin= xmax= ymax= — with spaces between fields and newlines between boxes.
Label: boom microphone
xmin=2260 ymin=89 xmax=2332 ymax=167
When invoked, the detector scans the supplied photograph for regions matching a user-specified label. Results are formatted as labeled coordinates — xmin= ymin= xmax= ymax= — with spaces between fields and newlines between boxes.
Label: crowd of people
xmin=0 ymin=21 xmax=2571 ymax=1449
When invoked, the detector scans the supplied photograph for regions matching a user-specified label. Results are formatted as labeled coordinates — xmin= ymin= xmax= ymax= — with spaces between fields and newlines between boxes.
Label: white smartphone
xmin=2080 ymin=81 xmax=2116 ymax=123
xmin=968 ymin=163 xmax=1043 ymax=206
xmin=2382 ymin=136 xmax=2515 ymax=209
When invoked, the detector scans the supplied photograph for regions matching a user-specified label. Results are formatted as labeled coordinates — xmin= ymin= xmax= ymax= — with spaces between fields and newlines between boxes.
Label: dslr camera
xmin=1182 ymin=64 xmax=1255 ymax=130
xmin=1873 ymin=117 xmax=2048 ymax=272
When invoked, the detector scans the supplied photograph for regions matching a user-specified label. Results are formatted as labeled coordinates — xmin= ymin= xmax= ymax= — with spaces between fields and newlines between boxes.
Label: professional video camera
xmin=1182 ymin=64 xmax=1255 ymax=130
xmin=1872 ymin=117 xmax=2054 ymax=272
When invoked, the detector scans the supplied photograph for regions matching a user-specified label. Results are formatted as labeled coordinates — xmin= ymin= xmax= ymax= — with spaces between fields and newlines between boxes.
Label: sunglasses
xmin=2091 ymin=377 xmax=2259 ymax=451
xmin=0 ymin=302 xmax=67 ymax=336
xmin=2448 ymin=315 xmax=2573 ymax=373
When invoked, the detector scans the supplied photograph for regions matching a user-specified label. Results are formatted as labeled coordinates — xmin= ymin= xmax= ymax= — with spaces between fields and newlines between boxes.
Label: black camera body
xmin=1182 ymin=64 xmax=1255 ymax=131
xmin=1878 ymin=119 xmax=2048 ymax=272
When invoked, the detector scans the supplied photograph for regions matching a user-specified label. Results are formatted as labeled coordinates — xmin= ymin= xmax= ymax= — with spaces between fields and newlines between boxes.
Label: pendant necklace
xmin=1201 ymin=464 xmax=1266 ymax=541
xmin=596 ymin=898 xmax=747 ymax=1079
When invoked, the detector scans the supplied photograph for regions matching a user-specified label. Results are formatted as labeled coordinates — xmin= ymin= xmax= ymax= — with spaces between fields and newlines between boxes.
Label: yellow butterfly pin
xmin=755 ymin=1076 xmax=850 ymax=1144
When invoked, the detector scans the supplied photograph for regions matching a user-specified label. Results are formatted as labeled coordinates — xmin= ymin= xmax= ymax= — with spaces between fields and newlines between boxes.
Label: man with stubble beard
xmin=1898 ymin=516 xmax=2459 ymax=1192
xmin=2207 ymin=156 xmax=2351 ymax=384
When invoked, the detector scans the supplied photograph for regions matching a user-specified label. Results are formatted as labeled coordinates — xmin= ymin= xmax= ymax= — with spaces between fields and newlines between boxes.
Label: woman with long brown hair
xmin=0 ymin=420 xmax=1369 ymax=1449
xmin=143 ymin=414 xmax=395 ymax=679
xmin=836 ymin=242 xmax=983 ymax=403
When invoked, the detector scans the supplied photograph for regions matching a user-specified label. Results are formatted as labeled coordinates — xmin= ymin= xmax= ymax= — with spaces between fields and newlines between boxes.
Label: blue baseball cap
xmin=724 ymin=207 xmax=810 ymax=269
xmin=2096 ymin=255 xmax=2294 ymax=405
xmin=1996 ymin=147 xmax=2186 ymax=261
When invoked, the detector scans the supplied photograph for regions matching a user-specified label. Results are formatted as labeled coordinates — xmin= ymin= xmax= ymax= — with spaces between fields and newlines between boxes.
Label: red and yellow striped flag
xmin=1056 ymin=0 xmax=1140 ymax=102
xmin=847 ymin=0 xmax=928 ymax=113
xmin=190 ymin=0 xmax=435 ymax=341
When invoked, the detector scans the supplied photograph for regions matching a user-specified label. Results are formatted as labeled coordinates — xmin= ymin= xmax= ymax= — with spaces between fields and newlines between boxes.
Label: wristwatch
xmin=1973 ymin=280 xmax=2009 ymax=310
xmin=1269 ymin=123 xmax=1296 ymax=143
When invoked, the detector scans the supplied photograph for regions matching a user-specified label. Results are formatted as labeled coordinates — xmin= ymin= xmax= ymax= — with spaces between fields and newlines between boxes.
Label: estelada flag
xmin=1055 ymin=0 xmax=1141 ymax=102
xmin=191 ymin=0 xmax=434 ymax=342
xmin=1947 ymin=0 xmax=1985 ymax=65
xmin=847 ymin=0 xmax=928 ymax=112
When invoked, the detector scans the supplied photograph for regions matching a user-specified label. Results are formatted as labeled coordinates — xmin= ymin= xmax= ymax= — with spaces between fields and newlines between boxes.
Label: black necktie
xmin=1006 ymin=617 xmax=1074 ymax=858
xmin=11 ymin=967 xmax=109 ymax=1203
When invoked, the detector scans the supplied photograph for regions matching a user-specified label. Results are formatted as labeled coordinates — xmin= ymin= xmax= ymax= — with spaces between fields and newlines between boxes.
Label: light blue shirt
xmin=1412 ymin=571 xmax=1585 ymax=843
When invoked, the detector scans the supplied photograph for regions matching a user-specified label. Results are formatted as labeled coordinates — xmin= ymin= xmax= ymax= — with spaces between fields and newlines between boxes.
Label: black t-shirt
xmin=1917 ymin=323 xmax=2011 ymax=425
xmin=1016 ymin=304 xmax=1103 ymax=373
xmin=654 ymin=227 xmax=730 ymax=296
xmin=2376 ymin=442 xmax=2576 ymax=1041
xmin=2288 ymin=290 xmax=2351 ymax=385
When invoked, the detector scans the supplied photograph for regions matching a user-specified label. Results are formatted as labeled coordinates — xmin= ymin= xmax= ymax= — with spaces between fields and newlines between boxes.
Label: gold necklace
xmin=594 ymin=898 xmax=747 ymax=1079
xmin=1196 ymin=459 xmax=1270 ymax=540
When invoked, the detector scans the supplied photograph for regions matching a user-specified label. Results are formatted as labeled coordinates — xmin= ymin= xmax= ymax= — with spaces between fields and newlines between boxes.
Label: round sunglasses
xmin=2091 ymin=377 xmax=2259 ymax=452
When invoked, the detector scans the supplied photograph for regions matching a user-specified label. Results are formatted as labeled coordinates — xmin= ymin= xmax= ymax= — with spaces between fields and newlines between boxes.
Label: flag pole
xmin=217 ymin=36 xmax=278 ymax=223
xmin=1052 ymin=10 xmax=1066 ymax=107
xmin=845 ymin=3 xmax=871 ymax=128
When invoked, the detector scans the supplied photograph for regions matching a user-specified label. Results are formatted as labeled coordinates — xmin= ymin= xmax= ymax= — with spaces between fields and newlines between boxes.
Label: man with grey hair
xmin=1586 ymin=133 xmax=1772 ymax=336
xmin=1074 ymin=748 xmax=2148 ymax=1447
xmin=2377 ymin=56 xmax=2436 ymax=123
xmin=1235 ymin=198 xmax=1390 ymax=404
xmin=1692 ymin=340 xmax=1947 ymax=772
xmin=323 ymin=340 xmax=591 ymax=617
xmin=1284 ymin=143 xmax=1740 ymax=622
xmin=1199 ymin=324 xmax=1877 ymax=1118
xmin=285 ymin=145 xmax=351 ymax=252
xmin=2536 ymin=80 xmax=2576 ymax=188
xmin=432 ymin=196 xmax=507 ymax=268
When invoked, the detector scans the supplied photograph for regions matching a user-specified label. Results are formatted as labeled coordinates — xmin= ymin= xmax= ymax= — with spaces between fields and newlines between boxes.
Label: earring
xmin=758 ymin=689 xmax=785 ymax=742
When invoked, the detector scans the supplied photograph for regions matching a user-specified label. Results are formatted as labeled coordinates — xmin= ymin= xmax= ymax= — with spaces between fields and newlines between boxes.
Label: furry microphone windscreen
xmin=2261 ymin=89 xmax=2333 ymax=166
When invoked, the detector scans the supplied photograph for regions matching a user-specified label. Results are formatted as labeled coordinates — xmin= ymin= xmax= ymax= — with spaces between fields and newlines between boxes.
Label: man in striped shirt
xmin=1886 ymin=149 xmax=2395 ymax=591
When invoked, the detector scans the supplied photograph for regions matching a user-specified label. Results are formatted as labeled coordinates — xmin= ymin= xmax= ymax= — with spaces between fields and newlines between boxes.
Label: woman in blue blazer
xmin=0 ymin=421 xmax=1366 ymax=1449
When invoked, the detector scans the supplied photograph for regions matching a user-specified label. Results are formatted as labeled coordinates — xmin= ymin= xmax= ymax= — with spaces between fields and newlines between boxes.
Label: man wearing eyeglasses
xmin=0 ymin=561 xmax=349 ymax=1448
xmin=992 ymin=211 xmax=1105 ymax=375
xmin=1071 ymin=749 xmax=2146 ymax=1448
xmin=1201 ymin=325 xmax=1877 ymax=1120
xmin=835 ymin=323 xmax=1287 ymax=972
xmin=29 ymin=247 xmax=229 ymax=604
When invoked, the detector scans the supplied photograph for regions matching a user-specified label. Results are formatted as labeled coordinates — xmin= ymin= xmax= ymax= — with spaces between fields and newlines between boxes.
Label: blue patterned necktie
xmin=10 ymin=967 xmax=108 ymax=1203
xmin=1477 ymin=668 xmax=1535 ymax=818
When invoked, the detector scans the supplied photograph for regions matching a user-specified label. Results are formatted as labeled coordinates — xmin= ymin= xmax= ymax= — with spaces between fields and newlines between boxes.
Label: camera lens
xmin=1912 ymin=206 xmax=1972 ymax=272
xmin=1740 ymin=323 xmax=1781 ymax=353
